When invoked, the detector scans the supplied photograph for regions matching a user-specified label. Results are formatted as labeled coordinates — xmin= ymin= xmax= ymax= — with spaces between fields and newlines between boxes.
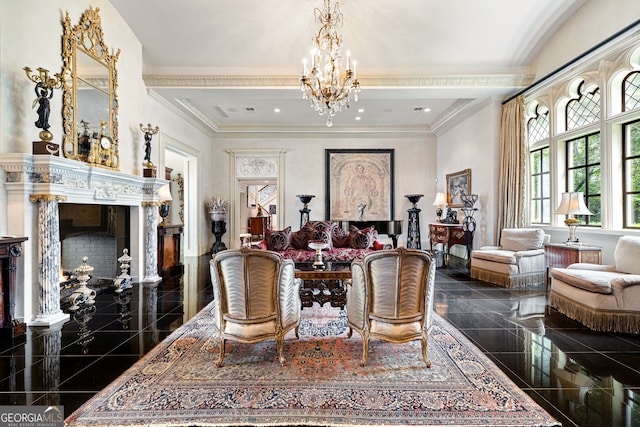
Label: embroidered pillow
xmin=290 ymin=228 xmax=309 ymax=250
xmin=264 ymin=226 xmax=291 ymax=251
xmin=332 ymin=225 xmax=350 ymax=248
xmin=349 ymin=225 xmax=375 ymax=249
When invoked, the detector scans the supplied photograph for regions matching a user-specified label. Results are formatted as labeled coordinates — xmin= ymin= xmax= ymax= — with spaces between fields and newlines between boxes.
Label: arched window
xmin=566 ymin=82 xmax=600 ymax=131
xmin=623 ymin=71 xmax=640 ymax=112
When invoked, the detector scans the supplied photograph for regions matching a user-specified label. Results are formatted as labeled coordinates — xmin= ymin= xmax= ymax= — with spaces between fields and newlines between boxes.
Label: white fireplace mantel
xmin=0 ymin=153 xmax=167 ymax=326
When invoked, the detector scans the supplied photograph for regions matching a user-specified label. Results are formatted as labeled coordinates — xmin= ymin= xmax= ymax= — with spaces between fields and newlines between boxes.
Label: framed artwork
xmin=325 ymin=149 xmax=394 ymax=221
xmin=446 ymin=168 xmax=471 ymax=207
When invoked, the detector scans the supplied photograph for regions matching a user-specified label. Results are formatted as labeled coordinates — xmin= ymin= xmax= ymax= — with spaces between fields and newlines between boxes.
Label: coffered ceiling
xmin=110 ymin=0 xmax=586 ymax=134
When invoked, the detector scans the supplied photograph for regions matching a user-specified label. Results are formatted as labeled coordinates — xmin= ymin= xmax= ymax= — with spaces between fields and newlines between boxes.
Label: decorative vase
xmin=210 ymin=210 xmax=226 ymax=222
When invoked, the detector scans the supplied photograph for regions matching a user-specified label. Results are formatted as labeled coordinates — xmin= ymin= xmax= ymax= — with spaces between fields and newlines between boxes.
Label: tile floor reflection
xmin=1 ymin=255 xmax=638 ymax=426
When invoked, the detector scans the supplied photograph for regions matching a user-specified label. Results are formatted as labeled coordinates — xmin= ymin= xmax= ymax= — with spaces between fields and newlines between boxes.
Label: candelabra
xmin=23 ymin=67 xmax=63 ymax=142
xmin=140 ymin=123 xmax=160 ymax=172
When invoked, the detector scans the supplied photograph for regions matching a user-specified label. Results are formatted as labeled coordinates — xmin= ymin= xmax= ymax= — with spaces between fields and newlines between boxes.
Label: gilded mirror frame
xmin=61 ymin=7 xmax=120 ymax=169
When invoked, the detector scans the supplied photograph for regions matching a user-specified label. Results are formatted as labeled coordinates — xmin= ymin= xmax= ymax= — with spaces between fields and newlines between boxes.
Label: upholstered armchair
xmin=550 ymin=236 xmax=640 ymax=333
xmin=470 ymin=228 xmax=549 ymax=288
xmin=346 ymin=248 xmax=436 ymax=366
xmin=210 ymin=247 xmax=301 ymax=367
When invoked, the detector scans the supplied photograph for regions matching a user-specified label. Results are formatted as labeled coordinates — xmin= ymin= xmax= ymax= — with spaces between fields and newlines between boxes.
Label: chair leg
xmin=347 ymin=327 xmax=353 ymax=338
xmin=360 ymin=335 xmax=369 ymax=366
xmin=216 ymin=337 xmax=226 ymax=367
xmin=421 ymin=337 xmax=431 ymax=368
xmin=276 ymin=336 xmax=286 ymax=366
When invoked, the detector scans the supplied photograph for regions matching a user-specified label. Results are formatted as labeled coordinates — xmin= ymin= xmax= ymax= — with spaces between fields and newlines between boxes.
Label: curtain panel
xmin=497 ymin=96 xmax=526 ymax=241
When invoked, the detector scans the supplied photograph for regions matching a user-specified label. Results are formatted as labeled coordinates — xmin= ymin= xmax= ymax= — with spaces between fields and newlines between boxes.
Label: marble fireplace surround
xmin=0 ymin=154 xmax=167 ymax=326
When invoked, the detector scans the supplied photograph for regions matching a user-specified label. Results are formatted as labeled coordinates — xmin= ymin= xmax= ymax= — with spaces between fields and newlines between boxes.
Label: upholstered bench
xmin=550 ymin=236 xmax=640 ymax=333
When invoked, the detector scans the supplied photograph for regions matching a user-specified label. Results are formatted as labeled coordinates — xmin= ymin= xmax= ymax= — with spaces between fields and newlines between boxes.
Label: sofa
xmin=257 ymin=220 xmax=391 ymax=263
xmin=550 ymin=236 xmax=640 ymax=334
xmin=470 ymin=228 xmax=549 ymax=288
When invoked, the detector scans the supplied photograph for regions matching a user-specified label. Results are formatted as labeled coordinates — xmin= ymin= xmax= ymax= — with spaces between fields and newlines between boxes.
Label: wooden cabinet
xmin=158 ymin=224 xmax=183 ymax=277
xmin=0 ymin=236 xmax=28 ymax=339
xmin=544 ymin=243 xmax=601 ymax=287
xmin=249 ymin=216 xmax=270 ymax=238
xmin=428 ymin=223 xmax=472 ymax=266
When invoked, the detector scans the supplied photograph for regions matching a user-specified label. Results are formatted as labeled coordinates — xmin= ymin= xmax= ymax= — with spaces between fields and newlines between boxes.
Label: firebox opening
xmin=59 ymin=204 xmax=131 ymax=284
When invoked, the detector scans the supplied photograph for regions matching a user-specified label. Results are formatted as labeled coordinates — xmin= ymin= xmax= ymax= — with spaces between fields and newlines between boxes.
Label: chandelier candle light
xmin=554 ymin=192 xmax=593 ymax=244
xmin=300 ymin=0 xmax=360 ymax=127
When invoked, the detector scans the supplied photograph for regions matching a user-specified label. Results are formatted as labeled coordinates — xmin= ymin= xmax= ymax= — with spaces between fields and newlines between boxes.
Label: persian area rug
xmin=65 ymin=303 xmax=559 ymax=427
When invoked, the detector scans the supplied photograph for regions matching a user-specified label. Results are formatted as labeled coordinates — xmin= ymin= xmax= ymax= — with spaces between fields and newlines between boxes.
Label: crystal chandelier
xmin=300 ymin=0 xmax=360 ymax=127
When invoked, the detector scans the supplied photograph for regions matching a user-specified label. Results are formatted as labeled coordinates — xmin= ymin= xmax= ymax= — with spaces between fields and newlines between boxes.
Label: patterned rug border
xmin=65 ymin=302 xmax=560 ymax=427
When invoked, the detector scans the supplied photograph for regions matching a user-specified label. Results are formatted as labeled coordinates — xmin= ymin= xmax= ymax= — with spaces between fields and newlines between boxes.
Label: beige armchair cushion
xmin=500 ymin=228 xmax=546 ymax=251
xmin=614 ymin=236 xmax=640 ymax=274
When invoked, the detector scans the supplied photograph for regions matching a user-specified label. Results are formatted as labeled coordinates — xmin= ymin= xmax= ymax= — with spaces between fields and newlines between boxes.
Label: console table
xmin=428 ymin=223 xmax=473 ymax=266
xmin=0 ymin=236 xmax=28 ymax=340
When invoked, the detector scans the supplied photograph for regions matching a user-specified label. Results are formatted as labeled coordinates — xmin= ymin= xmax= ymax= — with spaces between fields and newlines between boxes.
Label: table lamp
xmin=432 ymin=192 xmax=447 ymax=222
xmin=554 ymin=192 xmax=592 ymax=243
xmin=157 ymin=183 xmax=173 ymax=225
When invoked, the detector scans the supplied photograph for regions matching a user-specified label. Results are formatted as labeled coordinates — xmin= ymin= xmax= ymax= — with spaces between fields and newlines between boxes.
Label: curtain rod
xmin=502 ymin=19 xmax=640 ymax=105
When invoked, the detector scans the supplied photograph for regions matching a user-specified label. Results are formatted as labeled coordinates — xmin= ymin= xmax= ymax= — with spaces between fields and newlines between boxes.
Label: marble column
xmin=29 ymin=194 xmax=70 ymax=326
xmin=30 ymin=322 xmax=64 ymax=405
xmin=142 ymin=201 xmax=161 ymax=283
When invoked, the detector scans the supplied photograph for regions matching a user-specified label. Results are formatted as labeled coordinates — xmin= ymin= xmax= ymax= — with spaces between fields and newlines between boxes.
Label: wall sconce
xmin=554 ymin=192 xmax=592 ymax=243
xmin=157 ymin=184 xmax=173 ymax=225
xmin=432 ymin=192 xmax=447 ymax=222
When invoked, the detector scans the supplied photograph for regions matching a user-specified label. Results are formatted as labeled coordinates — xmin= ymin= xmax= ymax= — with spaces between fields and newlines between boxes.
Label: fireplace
xmin=0 ymin=154 xmax=166 ymax=326
xmin=60 ymin=204 xmax=131 ymax=280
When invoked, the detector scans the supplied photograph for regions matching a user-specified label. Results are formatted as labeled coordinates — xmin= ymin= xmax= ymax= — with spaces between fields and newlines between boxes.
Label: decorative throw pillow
xmin=304 ymin=221 xmax=335 ymax=250
xmin=290 ymin=228 xmax=309 ymax=250
xmin=349 ymin=225 xmax=375 ymax=249
xmin=332 ymin=225 xmax=350 ymax=248
xmin=265 ymin=226 xmax=291 ymax=251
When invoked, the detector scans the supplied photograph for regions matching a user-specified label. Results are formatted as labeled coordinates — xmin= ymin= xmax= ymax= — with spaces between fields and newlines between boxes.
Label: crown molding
xmin=143 ymin=73 xmax=535 ymax=89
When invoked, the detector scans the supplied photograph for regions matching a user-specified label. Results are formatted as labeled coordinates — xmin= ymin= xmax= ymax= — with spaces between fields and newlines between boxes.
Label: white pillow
xmin=614 ymin=236 xmax=640 ymax=275
xmin=500 ymin=228 xmax=545 ymax=251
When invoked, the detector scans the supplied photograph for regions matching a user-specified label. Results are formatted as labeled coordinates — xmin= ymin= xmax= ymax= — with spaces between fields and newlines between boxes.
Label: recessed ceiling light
xmin=355 ymin=116 xmax=361 ymax=121
xmin=274 ymin=108 xmax=280 ymax=113
xmin=423 ymin=108 xmax=431 ymax=112
xmin=358 ymin=108 xmax=364 ymax=113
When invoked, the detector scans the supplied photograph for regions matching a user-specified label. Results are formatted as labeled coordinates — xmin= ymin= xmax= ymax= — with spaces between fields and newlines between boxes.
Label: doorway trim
xmin=161 ymin=133 xmax=199 ymax=256
xmin=227 ymin=149 xmax=286 ymax=249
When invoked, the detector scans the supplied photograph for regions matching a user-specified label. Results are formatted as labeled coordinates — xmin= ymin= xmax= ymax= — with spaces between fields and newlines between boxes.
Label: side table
xmin=544 ymin=243 xmax=602 ymax=288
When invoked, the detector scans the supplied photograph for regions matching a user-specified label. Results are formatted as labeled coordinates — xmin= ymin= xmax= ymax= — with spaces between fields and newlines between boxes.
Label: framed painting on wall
xmin=446 ymin=168 xmax=471 ymax=208
xmin=325 ymin=149 xmax=394 ymax=221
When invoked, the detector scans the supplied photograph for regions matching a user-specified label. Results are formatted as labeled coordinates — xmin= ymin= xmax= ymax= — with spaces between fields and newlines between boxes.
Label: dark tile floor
xmin=1 ymin=254 xmax=639 ymax=426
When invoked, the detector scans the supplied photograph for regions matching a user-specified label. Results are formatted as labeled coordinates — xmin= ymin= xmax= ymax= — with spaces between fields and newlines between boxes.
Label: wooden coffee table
xmin=294 ymin=262 xmax=351 ymax=309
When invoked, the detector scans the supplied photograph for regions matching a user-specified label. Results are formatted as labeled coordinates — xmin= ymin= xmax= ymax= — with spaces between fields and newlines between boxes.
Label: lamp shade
xmin=157 ymin=183 xmax=173 ymax=203
xmin=554 ymin=192 xmax=592 ymax=215
xmin=432 ymin=192 xmax=447 ymax=207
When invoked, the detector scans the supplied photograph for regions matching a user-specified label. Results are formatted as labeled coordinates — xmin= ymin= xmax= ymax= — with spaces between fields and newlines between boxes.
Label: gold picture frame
xmin=446 ymin=168 xmax=471 ymax=208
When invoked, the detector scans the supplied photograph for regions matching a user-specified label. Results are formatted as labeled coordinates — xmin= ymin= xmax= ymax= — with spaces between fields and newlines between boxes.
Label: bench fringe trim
xmin=550 ymin=292 xmax=640 ymax=334
xmin=470 ymin=267 xmax=545 ymax=288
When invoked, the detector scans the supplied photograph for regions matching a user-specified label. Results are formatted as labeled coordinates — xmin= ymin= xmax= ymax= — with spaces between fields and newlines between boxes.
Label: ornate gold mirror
xmin=61 ymin=7 xmax=120 ymax=169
